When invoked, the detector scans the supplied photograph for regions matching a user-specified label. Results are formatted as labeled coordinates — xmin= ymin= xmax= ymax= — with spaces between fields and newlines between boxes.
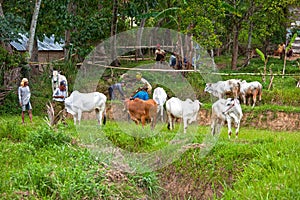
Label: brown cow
xmin=124 ymin=98 xmax=158 ymax=129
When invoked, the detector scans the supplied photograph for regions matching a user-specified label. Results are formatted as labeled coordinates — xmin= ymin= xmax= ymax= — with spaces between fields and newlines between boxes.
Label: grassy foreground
xmin=0 ymin=115 xmax=299 ymax=199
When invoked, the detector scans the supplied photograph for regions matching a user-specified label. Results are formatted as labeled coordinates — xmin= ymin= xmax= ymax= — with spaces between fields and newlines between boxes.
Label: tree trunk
xmin=64 ymin=1 xmax=76 ymax=61
xmin=136 ymin=18 xmax=146 ymax=59
xmin=0 ymin=1 xmax=13 ymax=53
xmin=243 ymin=0 xmax=255 ymax=67
xmin=0 ymin=1 xmax=4 ymax=17
xmin=231 ymin=24 xmax=239 ymax=70
xmin=110 ymin=0 xmax=118 ymax=65
xmin=28 ymin=0 xmax=42 ymax=61
xmin=31 ymin=38 xmax=39 ymax=62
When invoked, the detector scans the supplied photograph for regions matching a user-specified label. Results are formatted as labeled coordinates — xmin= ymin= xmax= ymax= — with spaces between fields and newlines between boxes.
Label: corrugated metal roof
xmin=10 ymin=34 xmax=64 ymax=51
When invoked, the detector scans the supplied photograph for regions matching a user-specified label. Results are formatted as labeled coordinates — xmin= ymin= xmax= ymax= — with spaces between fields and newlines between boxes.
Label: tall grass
xmin=1 ymin=113 xmax=300 ymax=199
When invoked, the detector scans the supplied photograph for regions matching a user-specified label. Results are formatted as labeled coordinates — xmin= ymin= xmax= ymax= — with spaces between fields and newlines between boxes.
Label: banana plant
xmin=255 ymin=48 xmax=268 ymax=83
xmin=282 ymin=33 xmax=297 ymax=77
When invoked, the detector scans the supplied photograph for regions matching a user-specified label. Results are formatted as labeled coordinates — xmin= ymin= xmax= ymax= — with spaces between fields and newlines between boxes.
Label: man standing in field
xmin=52 ymin=80 xmax=68 ymax=124
xmin=18 ymin=78 xmax=33 ymax=124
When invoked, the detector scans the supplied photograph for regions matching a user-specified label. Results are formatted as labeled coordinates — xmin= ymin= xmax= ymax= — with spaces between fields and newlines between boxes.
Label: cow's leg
xmin=231 ymin=115 xmax=241 ymax=138
xmin=228 ymin=113 xmax=240 ymax=138
xmin=167 ymin=112 xmax=172 ymax=130
xmin=242 ymin=95 xmax=246 ymax=105
xmin=95 ymin=109 xmax=102 ymax=125
xmin=211 ymin=120 xmax=215 ymax=136
xmin=171 ymin=117 xmax=175 ymax=130
xmin=226 ymin=116 xmax=232 ymax=139
xmin=183 ymin=118 xmax=188 ymax=134
xmin=77 ymin=110 xmax=82 ymax=125
xmin=129 ymin=113 xmax=139 ymax=125
xmin=258 ymin=88 xmax=262 ymax=101
xmin=73 ymin=113 xmax=77 ymax=125
xmin=141 ymin=116 xmax=146 ymax=128
xmin=235 ymin=120 xmax=240 ymax=138
xmin=160 ymin=105 xmax=164 ymax=123
xmin=252 ymin=90 xmax=258 ymax=108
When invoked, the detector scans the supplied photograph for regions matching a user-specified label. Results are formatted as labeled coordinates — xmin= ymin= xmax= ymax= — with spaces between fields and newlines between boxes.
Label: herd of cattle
xmin=52 ymin=71 xmax=263 ymax=138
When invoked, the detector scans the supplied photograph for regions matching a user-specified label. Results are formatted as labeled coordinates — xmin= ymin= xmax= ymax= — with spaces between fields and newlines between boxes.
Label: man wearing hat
xmin=18 ymin=78 xmax=33 ymax=124
xmin=135 ymin=72 xmax=152 ymax=94
xmin=52 ymin=80 xmax=68 ymax=124
xmin=155 ymin=44 xmax=165 ymax=63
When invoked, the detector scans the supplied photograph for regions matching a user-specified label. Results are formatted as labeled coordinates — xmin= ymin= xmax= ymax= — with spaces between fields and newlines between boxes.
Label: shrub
xmin=28 ymin=127 xmax=72 ymax=149
xmin=0 ymin=120 xmax=26 ymax=142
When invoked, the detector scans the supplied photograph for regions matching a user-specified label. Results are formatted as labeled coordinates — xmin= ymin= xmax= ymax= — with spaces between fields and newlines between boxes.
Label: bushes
xmin=0 ymin=120 xmax=26 ymax=142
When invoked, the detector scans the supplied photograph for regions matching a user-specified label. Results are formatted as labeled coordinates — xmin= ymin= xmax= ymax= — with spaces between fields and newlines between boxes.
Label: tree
xmin=0 ymin=1 xmax=26 ymax=53
xmin=28 ymin=0 xmax=42 ymax=62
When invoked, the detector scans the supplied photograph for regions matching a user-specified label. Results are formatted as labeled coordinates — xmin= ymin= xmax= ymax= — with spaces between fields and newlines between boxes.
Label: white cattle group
xmin=204 ymin=79 xmax=241 ymax=99
xmin=166 ymin=97 xmax=203 ymax=134
xmin=47 ymin=69 xmax=263 ymax=139
xmin=64 ymin=91 xmax=107 ymax=125
xmin=205 ymin=79 xmax=263 ymax=108
xmin=205 ymin=78 xmax=263 ymax=138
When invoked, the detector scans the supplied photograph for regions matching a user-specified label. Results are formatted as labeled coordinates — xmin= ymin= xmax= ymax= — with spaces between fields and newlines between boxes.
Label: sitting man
xmin=130 ymin=86 xmax=149 ymax=101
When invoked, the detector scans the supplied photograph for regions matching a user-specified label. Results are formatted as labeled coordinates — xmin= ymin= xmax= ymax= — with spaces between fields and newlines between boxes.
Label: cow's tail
xmin=103 ymin=109 xmax=107 ymax=125
xmin=258 ymin=85 xmax=262 ymax=102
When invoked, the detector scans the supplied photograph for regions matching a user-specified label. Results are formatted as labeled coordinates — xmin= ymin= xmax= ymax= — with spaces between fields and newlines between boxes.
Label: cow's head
xmin=52 ymin=70 xmax=60 ymax=83
xmin=204 ymin=83 xmax=212 ymax=93
xmin=223 ymin=98 xmax=240 ymax=115
xmin=228 ymin=79 xmax=241 ymax=98
xmin=64 ymin=95 xmax=76 ymax=115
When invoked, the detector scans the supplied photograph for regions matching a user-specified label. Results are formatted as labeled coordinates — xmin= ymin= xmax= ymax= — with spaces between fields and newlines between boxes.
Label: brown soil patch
xmin=80 ymin=104 xmax=300 ymax=131
xmin=197 ymin=110 xmax=300 ymax=131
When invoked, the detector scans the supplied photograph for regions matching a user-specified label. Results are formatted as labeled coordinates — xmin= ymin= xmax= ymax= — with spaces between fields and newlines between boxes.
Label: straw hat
xmin=21 ymin=78 xmax=28 ymax=86
xmin=136 ymin=72 xmax=142 ymax=80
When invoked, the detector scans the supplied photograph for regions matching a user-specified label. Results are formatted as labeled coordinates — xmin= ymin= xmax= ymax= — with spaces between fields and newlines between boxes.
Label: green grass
xmin=159 ymin=128 xmax=300 ymax=199
xmin=1 ymin=115 xmax=300 ymax=199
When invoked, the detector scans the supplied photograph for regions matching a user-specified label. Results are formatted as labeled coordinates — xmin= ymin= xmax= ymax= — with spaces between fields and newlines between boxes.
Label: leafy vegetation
xmin=0 ymin=116 xmax=299 ymax=199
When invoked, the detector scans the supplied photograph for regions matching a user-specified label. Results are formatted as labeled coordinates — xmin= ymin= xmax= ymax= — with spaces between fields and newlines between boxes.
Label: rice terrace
xmin=1 ymin=1 xmax=300 ymax=199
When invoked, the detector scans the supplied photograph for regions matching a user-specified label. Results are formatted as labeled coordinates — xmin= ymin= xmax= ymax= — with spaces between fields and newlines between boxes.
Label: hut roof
xmin=10 ymin=34 xmax=64 ymax=51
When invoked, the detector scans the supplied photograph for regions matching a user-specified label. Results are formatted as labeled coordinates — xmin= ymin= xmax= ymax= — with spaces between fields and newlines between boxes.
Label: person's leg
xmin=21 ymin=111 xmax=25 ymax=124
xmin=60 ymin=102 xmax=66 ymax=124
xmin=108 ymin=87 xmax=113 ymax=100
xmin=27 ymin=103 xmax=33 ymax=123
xmin=28 ymin=110 xmax=33 ymax=123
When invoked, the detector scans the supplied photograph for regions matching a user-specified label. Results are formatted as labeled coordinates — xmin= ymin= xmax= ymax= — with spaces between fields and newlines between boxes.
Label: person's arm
xmin=131 ymin=91 xmax=139 ymax=100
xmin=53 ymin=89 xmax=65 ymax=99
xmin=18 ymin=87 xmax=22 ymax=106
xmin=28 ymin=87 xmax=31 ymax=100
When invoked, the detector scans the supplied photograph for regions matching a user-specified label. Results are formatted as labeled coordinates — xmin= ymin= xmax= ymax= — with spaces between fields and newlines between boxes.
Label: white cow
xmin=153 ymin=87 xmax=168 ymax=122
xmin=204 ymin=79 xmax=240 ymax=99
xmin=166 ymin=97 xmax=203 ymax=134
xmin=52 ymin=70 xmax=68 ymax=96
xmin=239 ymin=80 xmax=262 ymax=107
xmin=65 ymin=91 xmax=107 ymax=125
xmin=211 ymin=98 xmax=243 ymax=139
